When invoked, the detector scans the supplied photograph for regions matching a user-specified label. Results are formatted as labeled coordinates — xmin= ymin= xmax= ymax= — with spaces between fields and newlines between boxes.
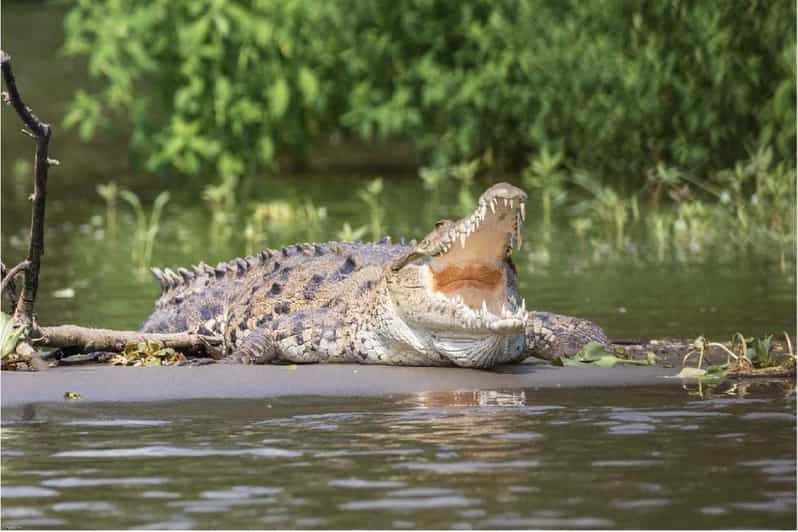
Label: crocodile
xmin=141 ymin=183 xmax=608 ymax=368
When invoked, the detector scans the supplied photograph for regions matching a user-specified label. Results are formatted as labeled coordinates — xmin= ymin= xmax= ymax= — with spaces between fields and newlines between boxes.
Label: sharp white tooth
xmin=490 ymin=200 xmax=496 ymax=214
xmin=521 ymin=202 xmax=526 ymax=221
xmin=521 ymin=298 xmax=526 ymax=310
xmin=481 ymin=300 xmax=489 ymax=316
xmin=460 ymin=233 xmax=467 ymax=248
xmin=504 ymin=198 xmax=509 ymax=207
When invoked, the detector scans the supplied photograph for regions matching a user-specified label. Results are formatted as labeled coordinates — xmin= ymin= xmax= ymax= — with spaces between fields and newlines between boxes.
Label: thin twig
xmin=783 ymin=331 xmax=794 ymax=359
xmin=0 ymin=260 xmax=30 ymax=297
xmin=1 ymin=50 xmax=53 ymax=326
xmin=1 ymin=262 xmax=19 ymax=312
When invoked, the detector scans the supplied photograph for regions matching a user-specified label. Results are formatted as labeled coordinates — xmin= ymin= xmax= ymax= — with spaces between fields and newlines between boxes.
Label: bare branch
xmin=1 ymin=260 xmax=30 ymax=297
xmin=1 ymin=50 xmax=54 ymax=326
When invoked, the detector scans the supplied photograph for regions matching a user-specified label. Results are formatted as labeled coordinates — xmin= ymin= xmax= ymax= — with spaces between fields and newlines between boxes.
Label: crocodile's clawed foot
xmin=526 ymin=312 xmax=610 ymax=361
xmin=222 ymin=328 xmax=276 ymax=365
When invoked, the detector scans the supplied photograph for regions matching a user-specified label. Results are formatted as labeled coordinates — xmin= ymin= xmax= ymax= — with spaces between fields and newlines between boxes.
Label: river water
xmin=1 ymin=2 xmax=796 ymax=529
xmin=2 ymin=383 xmax=796 ymax=529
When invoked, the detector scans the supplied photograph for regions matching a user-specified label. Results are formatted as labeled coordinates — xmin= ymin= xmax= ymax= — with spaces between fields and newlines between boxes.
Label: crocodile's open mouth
xmin=425 ymin=184 xmax=528 ymax=332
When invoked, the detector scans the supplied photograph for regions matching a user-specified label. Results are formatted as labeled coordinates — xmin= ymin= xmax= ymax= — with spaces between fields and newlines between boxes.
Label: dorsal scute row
xmin=149 ymin=237 xmax=415 ymax=297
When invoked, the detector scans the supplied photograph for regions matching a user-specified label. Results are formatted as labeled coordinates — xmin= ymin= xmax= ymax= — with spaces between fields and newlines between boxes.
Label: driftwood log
xmin=1 ymin=50 xmax=222 ymax=366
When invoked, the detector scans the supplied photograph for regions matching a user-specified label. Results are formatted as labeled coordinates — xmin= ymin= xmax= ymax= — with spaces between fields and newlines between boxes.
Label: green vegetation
xmin=554 ymin=341 xmax=657 ymax=368
xmin=529 ymin=146 xmax=796 ymax=270
xmin=677 ymin=332 xmax=796 ymax=381
xmin=357 ymin=178 xmax=386 ymax=240
xmin=119 ymin=189 xmax=171 ymax=272
xmin=63 ymin=0 xmax=795 ymax=185
xmin=0 ymin=312 xmax=26 ymax=360
xmin=58 ymin=1 xmax=795 ymax=272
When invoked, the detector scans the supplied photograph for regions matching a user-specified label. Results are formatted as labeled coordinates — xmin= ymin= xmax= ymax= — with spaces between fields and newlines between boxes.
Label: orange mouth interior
xmin=433 ymin=264 xmax=503 ymax=293
xmin=431 ymin=263 xmax=507 ymax=312
xmin=426 ymin=200 xmax=518 ymax=314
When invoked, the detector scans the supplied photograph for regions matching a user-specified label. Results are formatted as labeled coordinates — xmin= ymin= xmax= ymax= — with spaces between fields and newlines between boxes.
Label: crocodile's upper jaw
xmin=387 ymin=183 xmax=528 ymax=347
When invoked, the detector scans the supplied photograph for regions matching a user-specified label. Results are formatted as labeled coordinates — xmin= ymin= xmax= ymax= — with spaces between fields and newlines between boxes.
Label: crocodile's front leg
xmin=523 ymin=311 xmax=609 ymax=361
xmin=224 ymin=309 xmax=344 ymax=364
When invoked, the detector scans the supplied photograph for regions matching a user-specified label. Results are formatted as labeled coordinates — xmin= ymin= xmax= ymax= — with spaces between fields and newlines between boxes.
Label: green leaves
xmin=555 ymin=342 xmax=656 ymax=368
xmin=63 ymin=90 xmax=103 ymax=142
xmin=61 ymin=0 xmax=795 ymax=183
xmin=268 ymin=78 xmax=291 ymax=119
xmin=0 ymin=312 xmax=27 ymax=360
xmin=298 ymin=67 xmax=319 ymax=106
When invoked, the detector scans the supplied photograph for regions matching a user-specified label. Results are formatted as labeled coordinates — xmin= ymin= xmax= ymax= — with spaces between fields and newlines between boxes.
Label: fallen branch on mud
xmin=33 ymin=325 xmax=223 ymax=358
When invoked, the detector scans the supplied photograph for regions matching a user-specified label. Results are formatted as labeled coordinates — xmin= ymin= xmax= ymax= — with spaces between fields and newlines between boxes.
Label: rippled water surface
xmin=2 ymin=383 xmax=795 ymax=529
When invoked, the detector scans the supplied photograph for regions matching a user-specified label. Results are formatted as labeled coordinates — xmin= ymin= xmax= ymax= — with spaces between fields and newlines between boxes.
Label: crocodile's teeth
xmin=487 ymin=318 xmax=521 ymax=332
xmin=460 ymin=233 xmax=467 ymax=248
xmin=521 ymin=201 xmax=526 ymax=221
xmin=490 ymin=199 xmax=496 ymax=214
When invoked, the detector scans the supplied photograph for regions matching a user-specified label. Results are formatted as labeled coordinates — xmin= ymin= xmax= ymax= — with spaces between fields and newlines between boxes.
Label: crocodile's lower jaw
xmin=431 ymin=332 xmax=525 ymax=368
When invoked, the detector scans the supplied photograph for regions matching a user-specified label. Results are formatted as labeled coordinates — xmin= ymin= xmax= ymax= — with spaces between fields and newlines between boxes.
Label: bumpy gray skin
xmin=141 ymin=184 xmax=608 ymax=368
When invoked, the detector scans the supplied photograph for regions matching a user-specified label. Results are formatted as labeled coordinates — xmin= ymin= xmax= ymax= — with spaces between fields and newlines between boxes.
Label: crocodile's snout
xmin=387 ymin=182 xmax=528 ymax=337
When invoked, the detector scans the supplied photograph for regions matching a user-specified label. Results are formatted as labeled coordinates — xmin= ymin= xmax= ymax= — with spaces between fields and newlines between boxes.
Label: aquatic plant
xmin=677 ymin=332 xmax=796 ymax=381
xmin=244 ymin=199 xmax=329 ymax=254
xmin=523 ymin=147 xmax=566 ymax=236
xmin=336 ymin=222 xmax=368 ymax=242
xmin=96 ymin=181 xmax=119 ymax=236
xmin=571 ymin=172 xmax=635 ymax=251
xmin=120 ymin=189 xmax=170 ymax=271
xmin=203 ymin=174 xmax=239 ymax=241
xmin=418 ymin=159 xmax=479 ymax=219
xmin=527 ymin=146 xmax=797 ymax=271
xmin=357 ymin=178 xmax=386 ymax=240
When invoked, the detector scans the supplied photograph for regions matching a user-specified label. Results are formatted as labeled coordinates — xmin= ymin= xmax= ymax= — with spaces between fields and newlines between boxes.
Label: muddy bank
xmin=0 ymin=362 xmax=683 ymax=407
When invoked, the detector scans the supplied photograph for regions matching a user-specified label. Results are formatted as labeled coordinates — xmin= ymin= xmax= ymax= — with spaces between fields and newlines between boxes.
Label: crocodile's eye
xmin=434 ymin=219 xmax=453 ymax=229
